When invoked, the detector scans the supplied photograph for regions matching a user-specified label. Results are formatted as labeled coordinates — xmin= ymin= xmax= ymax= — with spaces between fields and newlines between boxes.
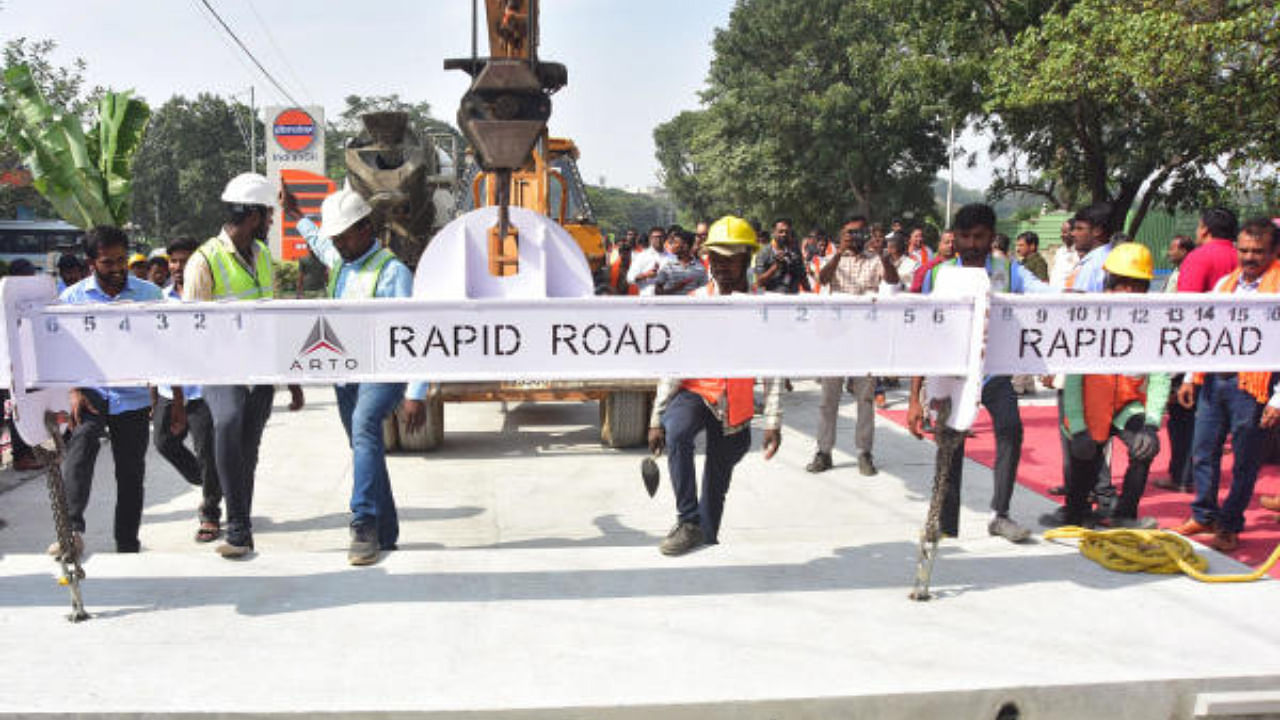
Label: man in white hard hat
xmin=284 ymin=188 xmax=426 ymax=565
xmin=183 ymin=172 xmax=280 ymax=559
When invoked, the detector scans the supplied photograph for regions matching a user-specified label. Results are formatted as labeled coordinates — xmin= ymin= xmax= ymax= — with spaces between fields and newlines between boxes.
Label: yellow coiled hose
xmin=1043 ymin=526 xmax=1280 ymax=582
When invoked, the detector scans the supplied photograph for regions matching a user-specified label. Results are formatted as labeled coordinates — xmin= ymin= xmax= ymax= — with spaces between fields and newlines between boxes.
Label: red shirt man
xmin=1177 ymin=208 xmax=1240 ymax=293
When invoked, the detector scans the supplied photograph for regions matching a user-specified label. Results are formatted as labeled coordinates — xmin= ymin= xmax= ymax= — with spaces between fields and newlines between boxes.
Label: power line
xmin=243 ymin=0 xmax=315 ymax=105
xmin=196 ymin=0 xmax=303 ymax=109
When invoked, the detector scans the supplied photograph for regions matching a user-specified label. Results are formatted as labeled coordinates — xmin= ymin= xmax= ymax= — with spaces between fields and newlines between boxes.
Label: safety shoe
xmin=659 ymin=521 xmax=705 ymax=557
xmin=1106 ymin=516 xmax=1158 ymax=530
xmin=857 ymin=452 xmax=878 ymax=477
xmin=988 ymin=515 xmax=1031 ymax=543
xmin=1170 ymin=518 xmax=1215 ymax=536
xmin=805 ymin=451 xmax=833 ymax=473
xmin=216 ymin=533 xmax=254 ymax=559
xmin=1210 ymin=531 xmax=1239 ymax=553
xmin=348 ymin=524 xmax=379 ymax=566
xmin=46 ymin=532 xmax=84 ymax=561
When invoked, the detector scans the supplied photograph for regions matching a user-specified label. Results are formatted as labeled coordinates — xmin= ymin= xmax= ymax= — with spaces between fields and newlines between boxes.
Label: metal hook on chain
xmin=33 ymin=410 xmax=89 ymax=622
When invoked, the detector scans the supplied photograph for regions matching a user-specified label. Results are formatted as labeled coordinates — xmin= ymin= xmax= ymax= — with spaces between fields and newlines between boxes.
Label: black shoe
xmin=1105 ymin=515 xmax=1158 ymax=530
xmin=805 ymin=451 xmax=833 ymax=473
xmin=348 ymin=524 xmax=378 ymax=566
xmin=659 ymin=521 xmax=705 ymax=556
xmin=1039 ymin=507 xmax=1096 ymax=529
xmin=857 ymin=452 xmax=878 ymax=477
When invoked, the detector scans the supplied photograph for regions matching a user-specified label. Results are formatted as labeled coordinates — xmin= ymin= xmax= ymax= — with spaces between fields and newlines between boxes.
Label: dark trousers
xmin=1190 ymin=374 xmax=1265 ymax=534
xmin=61 ymin=390 xmax=150 ymax=551
xmin=1064 ymin=415 xmax=1152 ymax=523
xmin=0 ymin=389 xmax=33 ymax=460
xmin=662 ymin=390 xmax=751 ymax=544
xmin=940 ymin=376 xmax=1022 ymax=535
xmin=1057 ymin=389 xmax=1113 ymax=502
xmin=203 ymin=385 xmax=275 ymax=539
xmin=1166 ymin=376 xmax=1195 ymax=487
xmin=152 ymin=396 xmax=221 ymax=522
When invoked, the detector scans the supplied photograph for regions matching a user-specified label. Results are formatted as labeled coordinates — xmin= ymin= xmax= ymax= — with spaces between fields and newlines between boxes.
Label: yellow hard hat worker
xmin=702 ymin=215 xmax=760 ymax=255
xmin=1103 ymin=242 xmax=1154 ymax=281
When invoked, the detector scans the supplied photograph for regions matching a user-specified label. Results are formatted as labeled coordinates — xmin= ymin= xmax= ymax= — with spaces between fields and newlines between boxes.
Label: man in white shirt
xmin=1048 ymin=219 xmax=1079 ymax=288
xmin=626 ymin=226 xmax=674 ymax=295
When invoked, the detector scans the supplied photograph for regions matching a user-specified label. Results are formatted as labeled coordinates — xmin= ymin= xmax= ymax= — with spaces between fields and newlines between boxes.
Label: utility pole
xmin=945 ymin=123 xmax=955 ymax=225
xmin=250 ymin=83 xmax=258 ymax=172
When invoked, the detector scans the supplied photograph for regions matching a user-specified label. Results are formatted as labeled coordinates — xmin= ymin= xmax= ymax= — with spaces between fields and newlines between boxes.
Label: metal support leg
xmin=910 ymin=401 xmax=961 ymax=602
xmin=34 ymin=411 xmax=89 ymax=622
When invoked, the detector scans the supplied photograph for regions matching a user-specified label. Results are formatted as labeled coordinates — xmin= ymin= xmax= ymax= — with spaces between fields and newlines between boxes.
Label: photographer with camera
xmin=806 ymin=219 xmax=901 ymax=476
xmin=754 ymin=219 xmax=810 ymax=294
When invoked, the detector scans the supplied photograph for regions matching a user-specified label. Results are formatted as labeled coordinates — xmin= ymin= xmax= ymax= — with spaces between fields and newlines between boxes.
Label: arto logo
xmin=299 ymin=317 xmax=346 ymax=356
xmin=292 ymin=317 xmax=358 ymax=372
xmin=273 ymin=108 xmax=316 ymax=152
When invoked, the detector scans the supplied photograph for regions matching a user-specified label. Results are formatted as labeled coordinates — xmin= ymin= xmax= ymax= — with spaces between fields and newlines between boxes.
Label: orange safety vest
xmin=609 ymin=255 xmax=640 ymax=296
xmin=1191 ymin=260 xmax=1280 ymax=403
xmin=910 ymin=245 xmax=931 ymax=266
xmin=807 ymin=246 xmax=836 ymax=294
xmin=680 ymin=282 xmax=755 ymax=426
xmin=1079 ymin=375 xmax=1147 ymax=443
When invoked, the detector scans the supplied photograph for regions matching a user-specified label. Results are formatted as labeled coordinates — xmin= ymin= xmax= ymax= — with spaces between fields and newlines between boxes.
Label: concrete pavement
xmin=2 ymin=382 xmax=1279 ymax=718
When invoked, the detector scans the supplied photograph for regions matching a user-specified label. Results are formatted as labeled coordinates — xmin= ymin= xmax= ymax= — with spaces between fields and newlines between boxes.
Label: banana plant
xmin=0 ymin=63 xmax=149 ymax=228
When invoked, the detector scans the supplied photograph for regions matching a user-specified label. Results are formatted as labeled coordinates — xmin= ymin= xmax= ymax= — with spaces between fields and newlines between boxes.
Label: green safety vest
xmin=927 ymin=255 xmax=1011 ymax=293
xmin=327 ymin=247 xmax=397 ymax=299
xmin=198 ymin=238 xmax=274 ymax=300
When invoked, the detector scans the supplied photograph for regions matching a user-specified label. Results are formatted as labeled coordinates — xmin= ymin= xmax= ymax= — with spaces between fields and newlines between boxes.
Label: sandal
xmin=195 ymin=520 xmax=221 ymax=543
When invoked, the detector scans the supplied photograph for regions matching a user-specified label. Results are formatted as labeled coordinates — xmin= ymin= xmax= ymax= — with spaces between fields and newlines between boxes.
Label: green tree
xmin=131 ymin=94 xmax=260 ymax=239
xmin=655 ymin=0 xmax=948 ymax=232
xmin=324 ymin=94 xmax=462 ymax=182
xmin=1 ymin=61 xmax=148 ymax=229
xmin=0 ymin=37 xmax=102 ymax=220
xmin=585 ymin=184 xmax=677 ymax=235
xmin=984 ymin=0 xmax=1280 ymax=234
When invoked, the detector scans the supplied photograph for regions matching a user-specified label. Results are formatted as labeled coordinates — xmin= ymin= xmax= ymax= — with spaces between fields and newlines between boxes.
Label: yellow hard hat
xmin=1103 ymin=242 xmax=1154 ymax=281
xmin=128 ymin=253 xmax=147 ymax=267
xmin=703 ymin=215 xmax=759 ymax=255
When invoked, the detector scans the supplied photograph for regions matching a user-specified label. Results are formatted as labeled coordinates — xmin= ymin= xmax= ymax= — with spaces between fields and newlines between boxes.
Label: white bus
xmin=0 ymin=219 xmax=82 ymax=272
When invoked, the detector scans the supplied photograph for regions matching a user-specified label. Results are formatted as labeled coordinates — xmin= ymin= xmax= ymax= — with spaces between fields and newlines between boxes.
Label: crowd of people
xmin=597 ymin=203 xmax=1280 ymax=557
xmin=16 ymin=169 xmax=1280 ymax=564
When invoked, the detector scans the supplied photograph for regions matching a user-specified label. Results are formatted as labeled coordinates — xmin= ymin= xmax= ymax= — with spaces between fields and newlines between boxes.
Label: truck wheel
xmin=600 ymin=391 xmax=650 ymax=448
xmin=398 ymin=394 xmax=445 ymax=452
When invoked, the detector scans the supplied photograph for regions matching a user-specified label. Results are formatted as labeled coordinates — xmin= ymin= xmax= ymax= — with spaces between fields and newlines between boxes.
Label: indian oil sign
xmin=264 ymin=105 xmax=326 ymax=260
xmin=272 ymin=108 xmax=317 ymax=152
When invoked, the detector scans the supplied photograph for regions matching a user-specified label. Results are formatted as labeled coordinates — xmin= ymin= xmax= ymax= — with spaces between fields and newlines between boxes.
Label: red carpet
xmin=880 ymin=405 xmax=1280 ymax=577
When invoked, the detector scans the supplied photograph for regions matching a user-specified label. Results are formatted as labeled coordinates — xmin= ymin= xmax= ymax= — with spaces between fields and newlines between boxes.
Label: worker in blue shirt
xmin=284 ymin=188 xmax=426 ymax=565
xmin=54 ymin=226 xmax=163 ymax=558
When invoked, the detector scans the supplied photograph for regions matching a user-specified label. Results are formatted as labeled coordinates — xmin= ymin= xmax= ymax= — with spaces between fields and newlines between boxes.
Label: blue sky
xmin=2 ymin=0 xmax=992 ymax=191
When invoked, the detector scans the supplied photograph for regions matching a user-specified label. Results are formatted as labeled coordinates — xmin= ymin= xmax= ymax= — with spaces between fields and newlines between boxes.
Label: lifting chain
xmin=910 ymin=400 xmax=960 ymax=602
xmin=31 ymin=411 xmax=89 ymax=622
